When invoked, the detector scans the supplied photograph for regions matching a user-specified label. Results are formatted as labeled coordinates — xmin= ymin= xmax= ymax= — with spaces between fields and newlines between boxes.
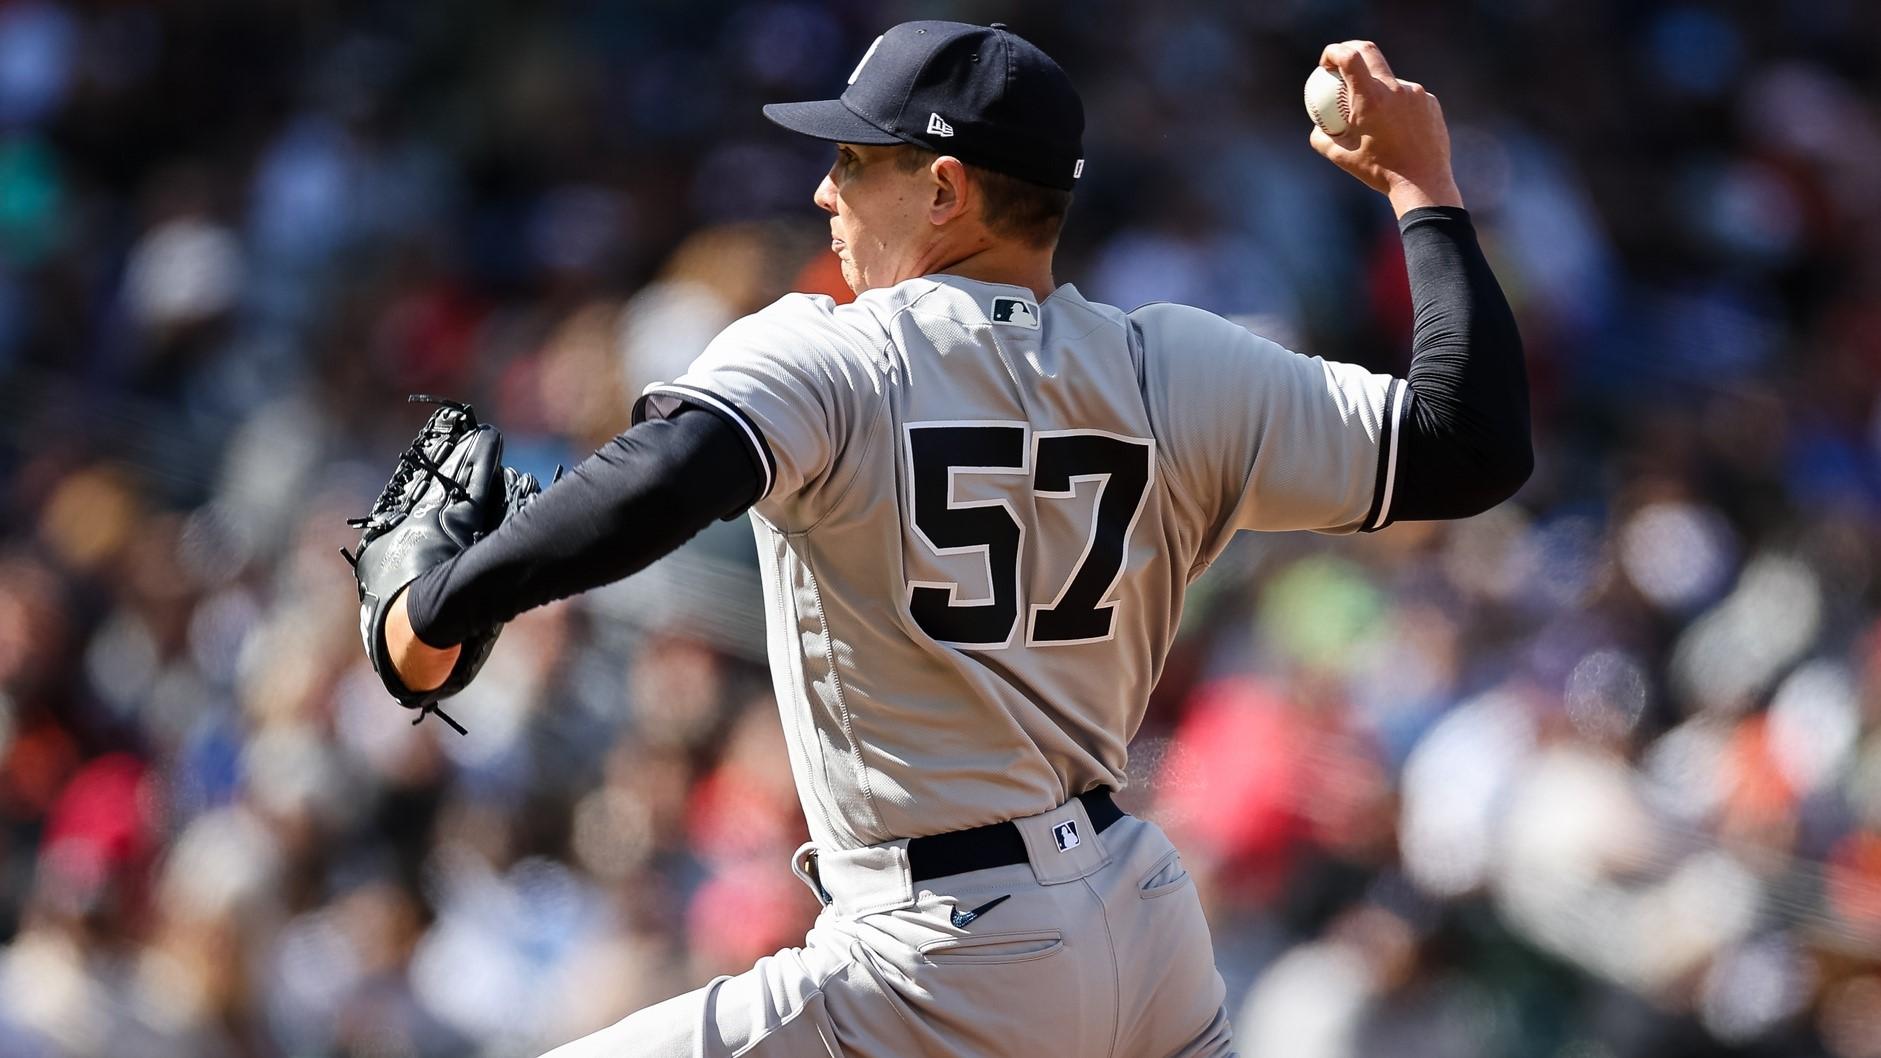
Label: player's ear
xmin=928 ymin=155 xmax=970 ymax=227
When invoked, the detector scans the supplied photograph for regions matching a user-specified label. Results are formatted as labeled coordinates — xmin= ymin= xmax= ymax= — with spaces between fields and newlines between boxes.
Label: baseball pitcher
xmin=348 ymin=21 xmax=1529 ymax=1058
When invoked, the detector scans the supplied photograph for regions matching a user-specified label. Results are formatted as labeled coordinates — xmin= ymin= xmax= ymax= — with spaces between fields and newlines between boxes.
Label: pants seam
xmin=1079 ymin=873 xmax=1123 ymax=1058
xmin=850 ymin=935 xmax=925 ymax=1044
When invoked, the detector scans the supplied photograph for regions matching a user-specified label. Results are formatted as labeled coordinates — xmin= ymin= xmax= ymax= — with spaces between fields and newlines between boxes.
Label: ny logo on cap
xmin=1052 ymin=819 xmax=1080 ymax=852
xmin=991 ymin=296 xmax=1038 ymax=328
xmin=927 ymin=112 xmax=955 ymax=137
xmin=848 ymin=35 xmax=883 ymax=85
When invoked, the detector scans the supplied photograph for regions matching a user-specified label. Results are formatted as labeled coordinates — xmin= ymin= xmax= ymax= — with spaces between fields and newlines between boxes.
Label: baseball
xmin=1304 ymin=65 xmax=1350 ymax=135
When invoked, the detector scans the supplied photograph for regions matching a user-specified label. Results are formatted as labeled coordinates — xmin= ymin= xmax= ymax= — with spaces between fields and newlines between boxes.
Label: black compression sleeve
xmin=1381 ymin=206 xmax=1533 ymax=525
xmin=403 ymin=407 xmax=762 ymax=646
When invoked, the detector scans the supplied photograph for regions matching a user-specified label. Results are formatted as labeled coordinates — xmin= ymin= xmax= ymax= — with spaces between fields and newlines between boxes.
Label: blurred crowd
xmin=3 ymin=0 xmax=1881 ymax=1055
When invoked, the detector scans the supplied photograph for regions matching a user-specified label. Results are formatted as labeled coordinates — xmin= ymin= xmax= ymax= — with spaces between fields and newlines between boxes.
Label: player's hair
xmin=892 ymin=147 xmax=1072 ymax=249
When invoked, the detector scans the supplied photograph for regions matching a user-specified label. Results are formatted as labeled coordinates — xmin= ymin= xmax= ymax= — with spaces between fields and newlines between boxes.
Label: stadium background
xmin=2 ymin=0 xmax=1880 ymax=1055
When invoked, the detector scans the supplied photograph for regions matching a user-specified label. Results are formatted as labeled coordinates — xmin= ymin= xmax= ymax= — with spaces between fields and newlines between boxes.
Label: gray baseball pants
xmin=539 ymin=794 xmax=1235 ymax=1057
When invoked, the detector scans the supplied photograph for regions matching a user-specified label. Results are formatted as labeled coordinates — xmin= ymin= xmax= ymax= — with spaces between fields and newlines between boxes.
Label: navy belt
xmin=907 ymin=788 xmax=1125 ymax=883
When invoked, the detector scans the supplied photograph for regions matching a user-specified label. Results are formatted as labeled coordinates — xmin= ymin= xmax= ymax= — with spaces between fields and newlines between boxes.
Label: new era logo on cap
xmin=991 ymin=296 xmax=1038 ymax=328
xmin=927 ymin=112 xmax=954 ymax=137
xmin=1052 ymin=819 xmax=1080 ymax=852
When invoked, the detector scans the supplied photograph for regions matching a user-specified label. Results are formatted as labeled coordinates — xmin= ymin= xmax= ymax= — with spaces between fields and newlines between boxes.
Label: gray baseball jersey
xmin=634 ymin=274 xmax=1403 ymax=850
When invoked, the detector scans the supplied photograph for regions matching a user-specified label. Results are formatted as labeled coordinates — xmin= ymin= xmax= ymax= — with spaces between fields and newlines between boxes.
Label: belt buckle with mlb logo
xmin=1051 ymin=819 xmax=1080 ymax=852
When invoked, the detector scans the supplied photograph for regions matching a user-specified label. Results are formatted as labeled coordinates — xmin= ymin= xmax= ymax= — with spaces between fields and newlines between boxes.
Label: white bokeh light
xmin=1619 ymin=500 xmax=1735 ymax=611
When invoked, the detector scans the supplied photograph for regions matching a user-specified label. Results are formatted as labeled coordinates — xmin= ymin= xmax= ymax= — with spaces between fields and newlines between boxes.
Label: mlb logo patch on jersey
xmin=990 ymin=296 xmax=1039 ymax=329
xmin=1052 ymin=819 xmax=1080 ymax=852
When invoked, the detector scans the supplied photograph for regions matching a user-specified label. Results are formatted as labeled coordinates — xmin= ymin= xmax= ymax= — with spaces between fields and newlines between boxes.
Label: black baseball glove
xmin=341 ymin=396 xmax=540 ymax=733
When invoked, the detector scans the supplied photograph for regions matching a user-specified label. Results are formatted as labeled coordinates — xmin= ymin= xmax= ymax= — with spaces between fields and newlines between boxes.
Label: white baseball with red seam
xmin=1304 ymin=66 xmax=1351 ymax=136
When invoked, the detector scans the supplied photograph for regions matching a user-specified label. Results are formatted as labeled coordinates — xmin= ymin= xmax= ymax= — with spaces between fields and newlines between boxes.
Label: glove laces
xmin=413 ymin=701 xmax=468 ymax=735
xmin=341 ymin=396 xmax=480 ymax=539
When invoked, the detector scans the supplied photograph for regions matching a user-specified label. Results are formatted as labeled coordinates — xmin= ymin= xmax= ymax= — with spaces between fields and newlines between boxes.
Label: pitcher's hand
xmin=1309 ymin=40 xmax=1463 ymax=217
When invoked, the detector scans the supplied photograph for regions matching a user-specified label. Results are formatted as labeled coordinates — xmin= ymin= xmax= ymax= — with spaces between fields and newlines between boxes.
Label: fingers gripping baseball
xmin=1322 ymin=40 xmax=1396 ymax=90
xmin=1308 ymin=40 xmax=1461 ymax=213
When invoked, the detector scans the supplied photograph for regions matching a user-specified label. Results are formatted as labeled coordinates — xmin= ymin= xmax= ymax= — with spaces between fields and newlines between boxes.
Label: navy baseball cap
xmin=763 ymin=21 xmax=1085 ymax=191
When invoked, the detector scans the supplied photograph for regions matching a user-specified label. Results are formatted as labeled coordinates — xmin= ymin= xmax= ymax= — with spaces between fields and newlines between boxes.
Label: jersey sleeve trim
xmin=635 ymin=383 xmax=779 ymax=502
xmin=1362 ymin=378 xmax=1407 ymax=532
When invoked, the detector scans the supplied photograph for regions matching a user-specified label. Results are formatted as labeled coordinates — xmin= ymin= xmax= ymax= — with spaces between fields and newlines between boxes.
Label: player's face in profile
xmin=814 ymin=144 xmax=933 ymax=294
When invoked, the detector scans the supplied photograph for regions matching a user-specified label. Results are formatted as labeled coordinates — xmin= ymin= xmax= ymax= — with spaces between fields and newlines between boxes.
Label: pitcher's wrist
xmin=1386 ymin=174 xmax=1464 ymax=217
xmin=387 ymin=587 xmax=460 ymax=691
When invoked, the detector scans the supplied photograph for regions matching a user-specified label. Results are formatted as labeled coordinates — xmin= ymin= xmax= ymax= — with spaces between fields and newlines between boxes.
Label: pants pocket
xmin=919 ymin=928 xmax=1065 ymax=965
xmin=847 ymin=900 xmax=1110 ymax=1057
xmin=1138 ymin=850 xmax=1193 ymax=899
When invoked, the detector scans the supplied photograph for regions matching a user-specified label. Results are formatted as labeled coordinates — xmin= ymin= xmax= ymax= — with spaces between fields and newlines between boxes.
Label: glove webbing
xmin=341 ymin=396 xmax=479 ymax=539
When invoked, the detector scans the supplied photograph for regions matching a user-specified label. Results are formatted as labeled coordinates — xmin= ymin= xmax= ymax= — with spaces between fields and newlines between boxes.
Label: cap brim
xmin=762 ymin=99 xmax=905 ymax=145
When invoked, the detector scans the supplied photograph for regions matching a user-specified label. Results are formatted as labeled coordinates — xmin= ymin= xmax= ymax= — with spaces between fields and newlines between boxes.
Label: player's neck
xmin=913 ymin=238 xmax=1056 ymax=302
